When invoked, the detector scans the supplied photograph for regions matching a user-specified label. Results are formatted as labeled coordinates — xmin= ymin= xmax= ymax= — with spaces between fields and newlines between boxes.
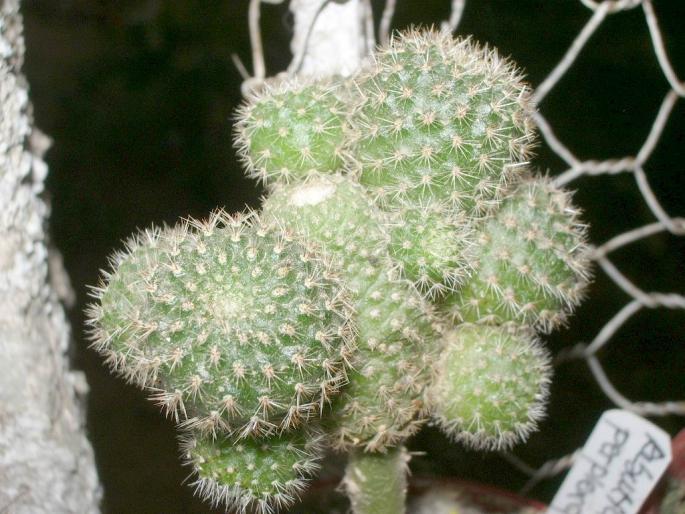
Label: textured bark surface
xmin=0 ymin=1 xmax=101 ymax=512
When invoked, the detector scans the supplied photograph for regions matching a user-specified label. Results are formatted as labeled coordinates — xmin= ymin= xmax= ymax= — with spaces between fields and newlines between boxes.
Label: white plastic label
xmin=549 ymin=409 xmax=672 ymax=514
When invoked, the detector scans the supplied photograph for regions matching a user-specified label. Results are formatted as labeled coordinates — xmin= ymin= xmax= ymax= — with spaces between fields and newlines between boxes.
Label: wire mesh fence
xmin=487 ymin=0 xmax=685 ymax=493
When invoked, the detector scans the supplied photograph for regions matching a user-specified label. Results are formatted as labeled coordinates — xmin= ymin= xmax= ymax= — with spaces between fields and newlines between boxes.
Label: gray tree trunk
xmin=0 ymin=1 xmax=101 ymax=512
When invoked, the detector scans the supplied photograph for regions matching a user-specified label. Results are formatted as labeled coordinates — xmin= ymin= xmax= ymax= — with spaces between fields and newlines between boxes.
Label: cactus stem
xmin=343 ymin=446 xmax=410 ymax=514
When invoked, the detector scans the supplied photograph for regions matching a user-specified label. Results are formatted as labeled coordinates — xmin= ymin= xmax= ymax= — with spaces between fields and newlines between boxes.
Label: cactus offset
xmin=347 ymin=29 xmax=536 ymax=216
xmin=87 ymin=211 xmax=355 ymax=437
xmin=235 ymin=79 xmax=349 ymax=187
xmin=439 ymin=177 xmax=591 ymax=332
xmin=182 ymin=427 xmax=324 ymax=514
xmin=87 ymin=28 xmax=594 ymax=514
xmin=429 ymin=323 xmax=552 ymax=451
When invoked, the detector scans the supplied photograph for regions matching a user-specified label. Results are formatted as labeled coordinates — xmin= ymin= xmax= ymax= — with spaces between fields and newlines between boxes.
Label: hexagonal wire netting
xmin=245 ymin=0 xmax=684 ymax=497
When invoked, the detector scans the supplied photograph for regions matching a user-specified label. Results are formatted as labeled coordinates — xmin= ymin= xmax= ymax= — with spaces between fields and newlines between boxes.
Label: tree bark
xmin=0 ymin=1 xmax=101 ymax=512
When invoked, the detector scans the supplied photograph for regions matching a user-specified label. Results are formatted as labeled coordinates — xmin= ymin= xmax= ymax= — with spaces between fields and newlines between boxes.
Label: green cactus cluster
xmin=88 ymin=29 xmax=591 ymax=514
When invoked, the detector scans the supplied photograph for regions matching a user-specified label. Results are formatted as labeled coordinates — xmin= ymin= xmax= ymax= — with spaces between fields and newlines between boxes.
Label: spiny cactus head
xmin=387 ymin=200 xmax=474 ymax=298
xmin=234 ymin=78 xmax=349 ymax=187
xmin=440 ymin=176 xmax=592 ymax=332
xmin=261 ymin=174 xmax=440 ymax=452
xmin=261 ymin=172 xmax=389 ymax=270
xmin=429 ymin=323 xmax=552 ymax=451
xmin=86 ymin=210 xmax=355 ymax=437
xmin=326 ymin=270 xmax=439 ymax=452
xmin=182 ymin=426 xmax=324 ymax=514
xmin=347 ymin=28 xmax=536 ymax=216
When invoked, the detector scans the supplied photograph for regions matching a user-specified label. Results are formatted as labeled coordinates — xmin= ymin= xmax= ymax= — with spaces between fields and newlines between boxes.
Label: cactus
xmin=261 ymin=174 xmax=438 ymax=451
xmin=182 ymin=426 xmax=324 ymax=514
xmin=86 ymin=211 xmax=356 ymax=437
xmin=87 ymin=29 xmax=592 ymax=514
xmin=429 ymin=324 xmax=552 ymax=451
xmin=346 ymin=29 xmax=536 ymax=217
xmin=439 ymin=177 xmax=591 ymax=332
xmin=234 ymin=79 xmax=349 ymax=187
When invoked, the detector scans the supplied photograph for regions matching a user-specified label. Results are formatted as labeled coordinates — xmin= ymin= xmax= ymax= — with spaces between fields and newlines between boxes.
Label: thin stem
xmin=343 ymin=446 xmax=409 ymax=514
xmin=379 ymin=0 xmax=397 ymax=45
xmin=248 ymin=0 xmax=266 ymax=80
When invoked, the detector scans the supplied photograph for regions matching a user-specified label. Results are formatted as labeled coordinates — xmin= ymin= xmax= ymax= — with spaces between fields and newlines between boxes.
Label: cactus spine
xmin=87 ymin=29 xmax=592 ymax=514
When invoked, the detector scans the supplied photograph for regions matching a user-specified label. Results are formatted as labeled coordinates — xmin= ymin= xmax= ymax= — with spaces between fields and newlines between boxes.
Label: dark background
xmin=20 ymin=1 xmax=685 ymax=512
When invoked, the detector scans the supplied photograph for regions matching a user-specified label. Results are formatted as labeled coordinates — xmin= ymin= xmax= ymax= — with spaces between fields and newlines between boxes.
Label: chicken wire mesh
xmin=484 ymin=0 xmax=685 ymax=493
xmin=242 ymin=0 xmax=684 ymax=498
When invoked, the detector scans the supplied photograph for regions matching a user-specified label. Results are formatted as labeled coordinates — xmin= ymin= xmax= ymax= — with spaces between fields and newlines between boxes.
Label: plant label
xmin=549 ymin=409 xmax=672 ymax=514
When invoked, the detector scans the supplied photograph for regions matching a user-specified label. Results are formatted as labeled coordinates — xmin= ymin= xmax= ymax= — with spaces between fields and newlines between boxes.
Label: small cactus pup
xmin=386 ymin=198 xmax=474 ymax=298
xmin=428 ymin=323 xmax=552 ymax=451
xmin=439 ymin=176 xmax=592 ymax=332
xmin=86 ymin=210 xmax=356 ymax=438
xmin=261 ymin=174 xmax=438 ymax=453
xmin=182 ymin=426 xmax=325 ymax=514
xmin=234 ymin=78 xmax=350 ymax=187
xmin=346 ymin=28 xmax=537 ymax=217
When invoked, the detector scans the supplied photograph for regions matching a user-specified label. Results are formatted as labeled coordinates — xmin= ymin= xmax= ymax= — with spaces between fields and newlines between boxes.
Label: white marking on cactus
xmin=290 ymin=181 xmax=336 ymax=206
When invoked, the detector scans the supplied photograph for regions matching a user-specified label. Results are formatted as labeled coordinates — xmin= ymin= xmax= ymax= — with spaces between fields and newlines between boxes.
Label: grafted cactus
xmin=87 ymin=29 xmax=591 ymax=514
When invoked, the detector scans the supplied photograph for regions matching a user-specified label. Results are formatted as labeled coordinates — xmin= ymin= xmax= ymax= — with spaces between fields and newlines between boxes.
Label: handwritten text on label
xmin=549 ymin=409 xmax=671 ymax=514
